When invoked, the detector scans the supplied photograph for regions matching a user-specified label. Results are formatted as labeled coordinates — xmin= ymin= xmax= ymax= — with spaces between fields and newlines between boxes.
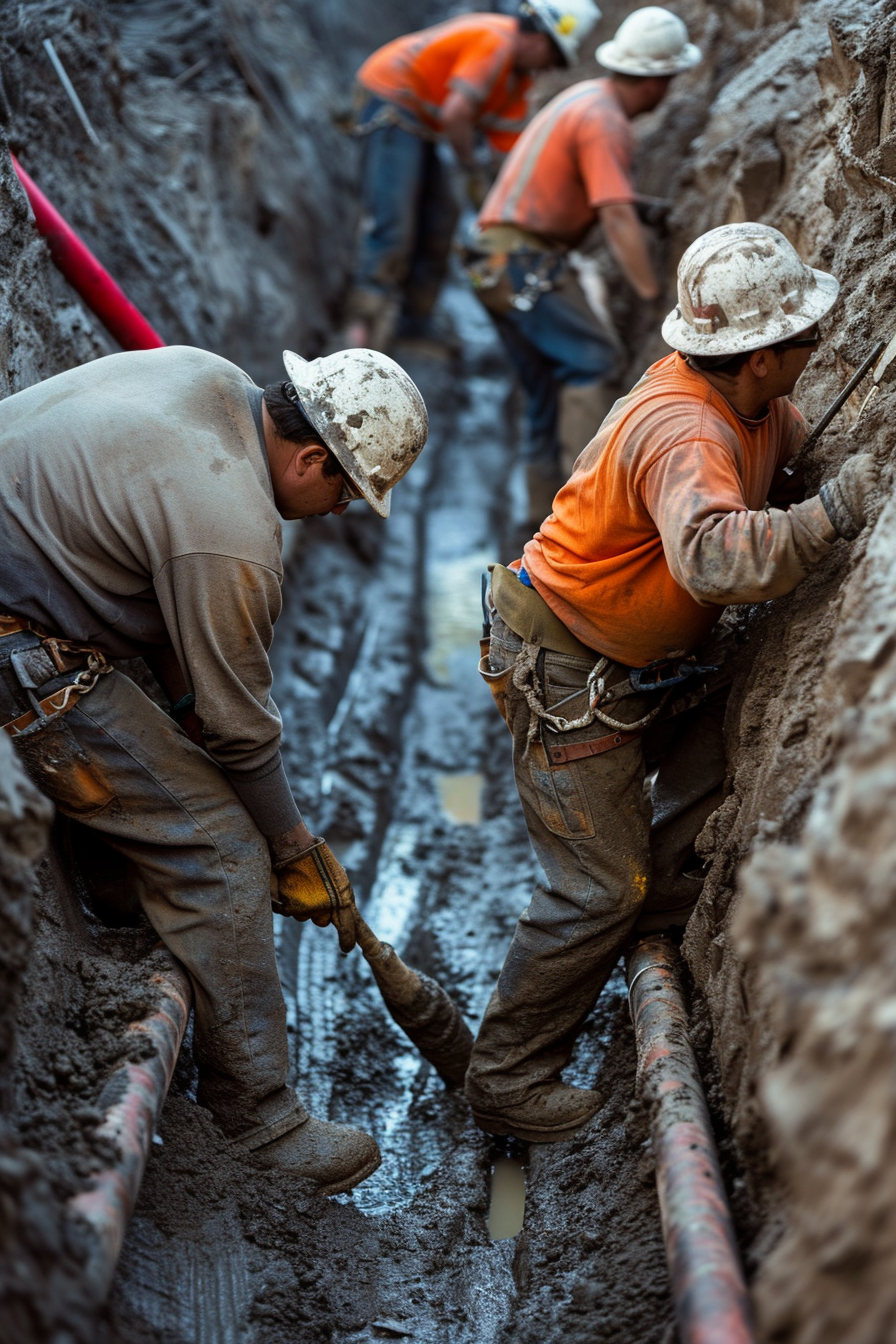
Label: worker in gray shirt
xmin=0 ymin=343 xmax=428 ymax=1195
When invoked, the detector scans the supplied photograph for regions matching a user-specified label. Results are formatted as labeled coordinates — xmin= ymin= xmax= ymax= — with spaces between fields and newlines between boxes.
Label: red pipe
xmin=10 ymin=154 xmax=166 ymax=351
xmin=69 ymin=958 xmax=191 ymax=1303
xmin=627 ymin=936 xmax=754 ymax=1344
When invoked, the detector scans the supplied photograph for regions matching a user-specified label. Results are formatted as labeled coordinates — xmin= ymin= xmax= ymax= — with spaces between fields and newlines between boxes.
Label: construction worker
xmin=0 ymin=344 xmax=428 ymax=1193
xmin=345 ymin=1 xmax=602 ymax=353
xmin=468 ymin=6 xmax=701 ymax=526
xmin=466 ymin=223 xmax=878 ymax=1143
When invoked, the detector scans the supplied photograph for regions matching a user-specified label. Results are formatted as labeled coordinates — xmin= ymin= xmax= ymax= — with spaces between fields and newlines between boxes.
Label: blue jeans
xmin=353 ymin=97 xmax=459 ymax=322
xmin=488 ymin=255 xmax=618 ymax=471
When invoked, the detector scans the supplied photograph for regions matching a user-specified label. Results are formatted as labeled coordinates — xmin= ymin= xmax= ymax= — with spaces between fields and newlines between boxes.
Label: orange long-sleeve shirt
xmin=357 ymin=15 xmax=532 ymax=154
xmin=479 ymin=79 xmax=634 ymax=247
xmin=523 ymin=354 xmax=837 ymax=666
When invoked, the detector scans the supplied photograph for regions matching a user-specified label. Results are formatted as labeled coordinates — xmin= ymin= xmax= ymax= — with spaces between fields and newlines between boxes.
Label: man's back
xmin=479 ymin=78 xmax=635 ymax=246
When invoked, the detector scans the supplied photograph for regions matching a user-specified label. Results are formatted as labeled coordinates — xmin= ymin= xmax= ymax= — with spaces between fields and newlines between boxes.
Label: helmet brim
xmin=282 ymin=350 xmax=391 ymax=518
xmin=660 ymin=268 xmax=841 ymax=356
xmin=595 ymin=39 xmax=702 ymax=76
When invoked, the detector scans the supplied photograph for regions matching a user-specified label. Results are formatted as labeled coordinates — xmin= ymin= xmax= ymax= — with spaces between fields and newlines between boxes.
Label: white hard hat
xmin=596 ymin=6 xmax=701 ymax=77
xmin=282 ymin=348 xmax=428 ymax=518
xmin=521 ymin=0 xmax=602 ymax=66
xmin=661 ymin=223 xmax=840 ymax=357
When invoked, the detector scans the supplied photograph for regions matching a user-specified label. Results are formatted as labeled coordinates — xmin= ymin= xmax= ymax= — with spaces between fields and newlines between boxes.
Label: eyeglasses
xmin=335 ymin=472 xmax=364 ymax=507
xmin=776 ymin=326 xmax=821 ymax=352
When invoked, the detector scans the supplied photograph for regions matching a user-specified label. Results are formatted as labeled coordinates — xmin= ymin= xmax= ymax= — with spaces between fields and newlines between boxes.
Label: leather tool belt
xmin=0 ymin=614 xmax=113 ymax=738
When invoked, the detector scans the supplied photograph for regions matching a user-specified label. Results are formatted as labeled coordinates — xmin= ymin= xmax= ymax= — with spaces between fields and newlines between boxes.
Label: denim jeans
xmin=488 ymin=257 xmax=618 ymax=472
xmin=1 ymin=636 xmax=300 ymax=1142
xmin=353 ymin=97 xmax=459 ymax=322
xmin=466 ymin=614 xmax=727 ymax=1110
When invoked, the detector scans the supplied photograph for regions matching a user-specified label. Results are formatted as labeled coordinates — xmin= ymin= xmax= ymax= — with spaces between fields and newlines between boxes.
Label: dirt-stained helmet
xmin=282 ymin=349 xmax=428 ymax=518
xmin=521 ymin=0 xmax=602 ymax=67
xmin=596 ymin=7 xmax=701 ymax=77
xmin=661 ymin=223 xmax=840 ymax=356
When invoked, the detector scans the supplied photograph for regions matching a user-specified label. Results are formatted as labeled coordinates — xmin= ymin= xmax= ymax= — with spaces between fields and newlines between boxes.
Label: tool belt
xmin=462 ymin=225 xmax=567 ymax=317
xmin=0 ymin=614 xmax=113 ymax=739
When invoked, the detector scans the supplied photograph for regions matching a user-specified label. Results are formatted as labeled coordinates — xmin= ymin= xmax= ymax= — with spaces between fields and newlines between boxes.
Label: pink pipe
xmin=69 ymin=959 xmax=191 ymax=1303
xmin=10 ymin=154 xmax=166 ymax=350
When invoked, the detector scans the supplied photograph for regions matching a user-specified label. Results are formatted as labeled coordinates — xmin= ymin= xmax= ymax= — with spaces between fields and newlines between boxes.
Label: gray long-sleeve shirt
xmin=0 ymin=345 xmax=300 ymax=833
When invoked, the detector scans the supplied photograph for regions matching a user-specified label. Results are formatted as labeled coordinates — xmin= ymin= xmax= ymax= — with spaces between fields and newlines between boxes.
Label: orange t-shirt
xmin=478 ymin=79 xmax=635 ymax=247
xmin=357 ymin=15 xmax=532 ymax=154
xmin=523 ymin=354 xmax=837 ymax=667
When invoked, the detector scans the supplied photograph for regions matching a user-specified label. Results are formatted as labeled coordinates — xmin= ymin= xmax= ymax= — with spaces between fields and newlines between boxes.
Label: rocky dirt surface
xmin=2 ymin=0 xmax=896 ymax=1342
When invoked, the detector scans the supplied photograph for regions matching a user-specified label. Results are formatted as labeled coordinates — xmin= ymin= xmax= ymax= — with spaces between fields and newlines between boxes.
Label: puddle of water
xmin=424 ymin=548 xmax=492 ymax=686
xmin=487 ymin=1155 xmax=526 ymax=1240
xmin=437 ymin=772 xmax=483 ymax=825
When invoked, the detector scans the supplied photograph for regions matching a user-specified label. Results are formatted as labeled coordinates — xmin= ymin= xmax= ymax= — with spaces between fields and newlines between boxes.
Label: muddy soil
xmin=4 ymin=1 xmax=896 ymax=1342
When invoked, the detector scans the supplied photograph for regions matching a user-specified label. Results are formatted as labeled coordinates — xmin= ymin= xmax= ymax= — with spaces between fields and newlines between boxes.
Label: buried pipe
xmin=10 ymin=154 xmax=166 ymax=351
xmin=626 ymin=937 xmax=754 ymax=1344
xmin=69 ymin=956 xmax=191 ymax=1304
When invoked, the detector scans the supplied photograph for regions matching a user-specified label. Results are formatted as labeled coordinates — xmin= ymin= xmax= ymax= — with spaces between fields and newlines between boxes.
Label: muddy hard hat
xmin=596 ymin=7 xmax=701 ymax=77
xmin=661 ymin=223 xmax=840 ymax=357
xmin=521 ymin=0 xmax=602 ymax=66
xmin=282 ymin=348 xmax=428 ymax=519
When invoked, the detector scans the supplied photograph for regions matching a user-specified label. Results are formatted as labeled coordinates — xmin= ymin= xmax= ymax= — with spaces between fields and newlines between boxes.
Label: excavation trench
xmin=98 ymin=277 xmax=675 ymax=1343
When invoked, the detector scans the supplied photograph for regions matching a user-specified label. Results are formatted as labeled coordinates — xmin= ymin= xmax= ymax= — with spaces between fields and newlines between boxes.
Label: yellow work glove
xmin=271 ymin=837 xmax=357 ymax=953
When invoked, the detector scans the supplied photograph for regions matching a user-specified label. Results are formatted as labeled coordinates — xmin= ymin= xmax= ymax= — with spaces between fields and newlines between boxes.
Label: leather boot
xmin=468 ymin=1079 xmax=604 ymax=1143
xmin=244 ymin=1115 xmax=381 ymax=1195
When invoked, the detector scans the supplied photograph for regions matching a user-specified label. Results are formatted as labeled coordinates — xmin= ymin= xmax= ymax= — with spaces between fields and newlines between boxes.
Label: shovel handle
xmin=805 ymin=340 xmax=886 ymax=449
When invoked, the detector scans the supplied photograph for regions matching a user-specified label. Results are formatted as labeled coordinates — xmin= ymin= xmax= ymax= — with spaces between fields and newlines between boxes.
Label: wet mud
xmin=3 ymin=1 xmax=896 ymax=1341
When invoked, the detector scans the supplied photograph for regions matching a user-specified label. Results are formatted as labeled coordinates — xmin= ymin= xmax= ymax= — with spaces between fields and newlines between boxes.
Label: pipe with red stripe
xmin=10 ymin=154 xmax=165 ymax=351
xmin=627 ymin=936 xmax=754 ymax=1344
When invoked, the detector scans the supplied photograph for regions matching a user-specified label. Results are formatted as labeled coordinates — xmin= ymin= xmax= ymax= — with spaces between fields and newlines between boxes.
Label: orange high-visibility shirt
xmin=479 ymin=79 xmax=635 ymax=247
xmin=357 ymin=15 xmax=532 ymax=154
xmin=522 ymin=354 xmax=837 ymax=667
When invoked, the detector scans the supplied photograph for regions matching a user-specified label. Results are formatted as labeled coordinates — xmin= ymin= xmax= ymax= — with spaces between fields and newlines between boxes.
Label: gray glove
xmin=818 ymin=453 xmax=877 ymax=540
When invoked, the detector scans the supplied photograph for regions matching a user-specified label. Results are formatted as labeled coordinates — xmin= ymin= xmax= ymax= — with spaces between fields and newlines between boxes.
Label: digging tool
xmin=851 ymin=330 xmax=896 ymax=428
xmin=784 ymin=337 xmax=888 ymax=477
xmin=353 ymin=910 xmax=473 ymax=1088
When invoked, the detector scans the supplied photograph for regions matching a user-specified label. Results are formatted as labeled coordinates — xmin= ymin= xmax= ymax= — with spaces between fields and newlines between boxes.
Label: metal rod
xmin=627 ymin=937 xmax=754 ymax=1344
xmin=805 ymin=339 xmax=886 ymax=448
xmin=68 ymin=958 xmax=191 ymax=1305
xmin=42 ymin=38 xmax=104 ymax=151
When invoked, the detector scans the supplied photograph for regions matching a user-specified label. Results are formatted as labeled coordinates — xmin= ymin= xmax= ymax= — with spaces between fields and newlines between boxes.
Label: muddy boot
xmin=557 ymin=380 xmax=615 ymax=478
xmin=525 ymin=463 xmax=565 ymax=530
xmin=242 ymin=1115 xmax=381 ymax=1196
xmin=468 ymin=1079 xmax=604 ymax=1143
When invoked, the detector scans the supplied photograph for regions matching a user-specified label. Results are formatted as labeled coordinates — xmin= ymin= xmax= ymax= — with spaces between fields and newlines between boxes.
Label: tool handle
xmin=804 ymin=340 xmax=886 ymax=451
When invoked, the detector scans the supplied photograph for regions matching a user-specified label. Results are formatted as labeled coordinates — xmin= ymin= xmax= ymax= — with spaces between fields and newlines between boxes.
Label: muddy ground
xmin=2 ymin=0 xmax=896 ymax=1341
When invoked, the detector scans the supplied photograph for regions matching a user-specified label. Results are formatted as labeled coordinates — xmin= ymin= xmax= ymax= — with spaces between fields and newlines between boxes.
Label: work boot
xmin=467 ymin=1080 xmax=604 ymax=1143
xmin=244 ymin=1116 xmax=381 ymax=1195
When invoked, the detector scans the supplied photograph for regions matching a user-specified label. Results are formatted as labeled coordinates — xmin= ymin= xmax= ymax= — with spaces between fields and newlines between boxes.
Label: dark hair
xmin=262 ymin=382 xmax=342 ymax=476
xmin=687 ymin=350 xmax=755 ymax=376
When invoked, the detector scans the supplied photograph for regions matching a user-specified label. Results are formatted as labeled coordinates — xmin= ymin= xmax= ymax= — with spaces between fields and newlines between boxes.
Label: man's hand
xmin=597 ymin=202 xmax=661 ymax=301
xmin=819 ymin=453 xmax=877 ymax=540
xmin=271 ymin=835 xmax=358 ymax=953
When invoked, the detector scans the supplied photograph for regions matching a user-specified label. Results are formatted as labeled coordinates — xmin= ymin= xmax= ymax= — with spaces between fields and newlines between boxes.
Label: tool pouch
xmin=478 ymin=636 xmax=513 ymax=728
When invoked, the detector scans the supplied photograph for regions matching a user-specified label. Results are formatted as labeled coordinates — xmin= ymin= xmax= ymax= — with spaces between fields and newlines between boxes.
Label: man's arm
xmin=598 ymin=201 xmax=660 ymax=300
xmin=440 ymin=88 xmax=478 ymax=167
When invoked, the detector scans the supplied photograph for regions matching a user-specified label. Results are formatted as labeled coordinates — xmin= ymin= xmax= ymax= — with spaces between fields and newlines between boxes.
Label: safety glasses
xmin=335 ymin=472 xmax=365 ymax=507
xmin=777 ymin=325 xmax=821 ymax=351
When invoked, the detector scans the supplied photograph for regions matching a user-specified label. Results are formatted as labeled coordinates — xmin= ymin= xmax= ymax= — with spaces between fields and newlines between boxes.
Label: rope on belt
xmin=511 ymin=639 xmax=671 ymax=753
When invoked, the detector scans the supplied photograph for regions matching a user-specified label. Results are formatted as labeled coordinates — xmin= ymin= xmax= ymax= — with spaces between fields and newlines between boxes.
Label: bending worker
xmin=0 ymin=344 xmax=427 ymax=1194
xmin=345 ymin=1 xmax=601 ymax=352
xmin=466 ymin=223 xmax=878 ymax=1143
xmin=469 ymin=6 xmax=701 ymax=526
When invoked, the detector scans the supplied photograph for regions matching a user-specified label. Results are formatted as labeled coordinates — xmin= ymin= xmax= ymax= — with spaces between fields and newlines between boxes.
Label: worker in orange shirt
xmin=465 ymin=223 xmax=878 ymax=1143
xmin=468 ymin=6 xmax=700 ymax=526
xmin=345 ymin=2 xmax=602 ymax=353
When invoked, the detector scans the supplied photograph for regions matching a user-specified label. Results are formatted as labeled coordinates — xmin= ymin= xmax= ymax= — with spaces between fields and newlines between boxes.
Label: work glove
xmin=818 ymin=453 xmax=877 ymax=540
xmin=271 ymin=837 xmax=357 ymax=953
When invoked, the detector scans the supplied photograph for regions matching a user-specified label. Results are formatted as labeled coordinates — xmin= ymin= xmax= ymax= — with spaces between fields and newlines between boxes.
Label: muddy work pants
xmin=1 ymin=638 xmax=300 ymax=1145
xmin=351 ymin=97 xmax=459 ymax=336
xmin=466 ymin=614 xmax=727 ymax=1114
xmin=484 ymin=256 xmax=618 ymax=493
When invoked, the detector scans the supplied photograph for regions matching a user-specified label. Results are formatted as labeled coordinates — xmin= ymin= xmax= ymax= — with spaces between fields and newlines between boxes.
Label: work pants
xmin=2 ymin=642 xmax=299 ymax=1144
xmin=352 ymin=99 xmax=459 ymax=328
xmin=466 ymin=614 xmax=727 ymax=1112
xmin=486 ymin=256 xmax=618 ymax=482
